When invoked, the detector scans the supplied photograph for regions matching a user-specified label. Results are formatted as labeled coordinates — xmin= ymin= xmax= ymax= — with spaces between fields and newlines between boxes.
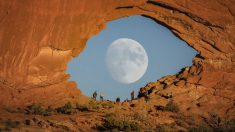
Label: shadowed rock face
xmin=0 ymin=0 xmax=234 ymax=111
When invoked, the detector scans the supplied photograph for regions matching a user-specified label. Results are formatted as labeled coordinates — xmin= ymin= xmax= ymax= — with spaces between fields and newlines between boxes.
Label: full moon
xmin=106 ymin=38 xmax=148 ymax=84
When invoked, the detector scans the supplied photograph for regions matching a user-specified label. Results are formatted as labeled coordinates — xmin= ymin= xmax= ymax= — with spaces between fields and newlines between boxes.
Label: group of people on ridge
xmin=92 ymin=90 xmax=135 ymax=102
xmin=92 ymin=91 xmax=104 ymax=101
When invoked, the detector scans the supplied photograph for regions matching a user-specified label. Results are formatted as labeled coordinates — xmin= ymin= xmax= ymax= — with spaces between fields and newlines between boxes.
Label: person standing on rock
xmin=100 ymin=93 xmax=104 ymax=101
xmin=131 ymin=90 xmax=135 ymax=100
xmin=116 ymin=97 xmax=120 ymax=103
xmin=93 ymin=91 xmax=97 ymax=100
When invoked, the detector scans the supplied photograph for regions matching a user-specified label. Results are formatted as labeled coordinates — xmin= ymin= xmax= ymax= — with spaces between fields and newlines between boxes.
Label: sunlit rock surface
xmin=0 ymin=0 xmax=234 ymax=120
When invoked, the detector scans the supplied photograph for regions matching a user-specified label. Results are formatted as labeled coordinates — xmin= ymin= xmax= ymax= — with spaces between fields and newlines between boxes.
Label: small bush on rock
xmin=164 ymin=101 xmax=179 ymax=112
xmin=97 ymin=113 xmax=140 ymax=131
xmin=26 ymin=104 xmax=55 ymax=116
xmin=76 ymin=104 xmax=89 ymax=112
xmin=188 ymin=125 xmax=211 ymax=132
xmin=56 ymin=102 xmax=73 ymax=114
xmin=26 ymin=103 xmax=45 ymax=115
xmin=4 ymin=119 xmax=20 ymax=131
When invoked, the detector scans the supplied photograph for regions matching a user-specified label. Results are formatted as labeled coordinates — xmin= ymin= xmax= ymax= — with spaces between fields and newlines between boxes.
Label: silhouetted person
xmin=93 ymin=91 xmax=97 ymax=100
xmin=116 ymin=97 xmax=120 ymax=103
xmin=100 ymin=93 xmax=104 ymax=101
xmin=131 ymin=90 xmax=134 ymax=100
xmin=138 ymin=88 xmax=142 ymax=98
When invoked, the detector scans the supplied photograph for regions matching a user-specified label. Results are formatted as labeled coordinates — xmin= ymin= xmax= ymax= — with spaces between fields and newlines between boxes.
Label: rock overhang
xmin=0 ymin=0 xmax=234 ymax=107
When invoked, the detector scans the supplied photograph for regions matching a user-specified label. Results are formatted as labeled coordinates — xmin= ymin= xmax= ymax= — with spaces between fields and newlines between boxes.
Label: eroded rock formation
xmin=0 ymin=0 xmax=234 ymax=117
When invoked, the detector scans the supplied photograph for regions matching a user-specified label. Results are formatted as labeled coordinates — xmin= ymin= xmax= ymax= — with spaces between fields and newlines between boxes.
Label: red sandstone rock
xmin=0 ymin=1 xmax=234 ymax=124
xmin=186 ymin=76 xmax=200 ymax=84
xmin=175 ymin=80 xmax=186 ymax=87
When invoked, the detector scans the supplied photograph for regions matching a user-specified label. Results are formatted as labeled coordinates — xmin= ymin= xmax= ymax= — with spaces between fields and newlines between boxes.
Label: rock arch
xmin=0 ymin=0 xmax=234 ymax=109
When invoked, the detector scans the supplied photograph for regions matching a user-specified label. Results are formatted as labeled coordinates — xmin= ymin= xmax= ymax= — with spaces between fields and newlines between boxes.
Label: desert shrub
xmin=173 ymin=114 xmax=195 ymax=128
xmin=155 ymin=123 xmax=176 ymax=132
xmin=4 ymin=119 xmax=20 ymax=131
xmin=101 ymin=101 xmax=114 ymax=109
xmin=188 ymin=122 xmax=212 ymax=132
xmin=133 ymin=112 xmax=148 ymax=122
xmin=185 ymin=116 xmax=195 ymax=126
xmin=155 ymin=124 xmax=166 ymax=132
xmin=175 ymin=118 xmax=185 ymax=127
xmin=56 ymin=102 xmax=73 ymax=114
xmin=188 ymin=124 xmax=211 ymax=132
xmin=26 ymin=103 xmax=45 ymax=115
xmin=5 ymin=107 xmax=24 ymax=114
xmin=208 ymin=118 xmax=235 ymax=132
xmin=155 ymin=101 xmax=179 ymax=112
xmin=164 ymin=101 xmax=179 ymax=112
xmin=88 ymin=100 xmax=114 ymax=110
xmin=207 ymin=115 xmax=235 ymax=131
xmin=26 ymin=104 xmax=55 ymax=116
xmin=89 ymin=99 xmax=101 ymax=110
xmin=206 ymin=112 xmax=222 ymax=129
xmin=222 ymin=119 xmax=235 ymax=131
xmin=76 ymin=104 xmax=89 ymax=112
xmin=43 ymin=106 xmax=55 ymax=116
xmin=97 ymin=113 xmax=140 ymax=131
xmin=189 ymin=116 xmax=235 ymax=132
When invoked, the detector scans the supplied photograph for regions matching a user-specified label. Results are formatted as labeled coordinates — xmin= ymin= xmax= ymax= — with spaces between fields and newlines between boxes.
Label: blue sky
xmin=67 ymin=15 xmax=197 ymax=101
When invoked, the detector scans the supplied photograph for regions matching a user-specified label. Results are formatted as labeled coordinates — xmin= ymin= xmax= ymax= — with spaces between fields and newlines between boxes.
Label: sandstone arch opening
xmin=0 ymin=1 xmax=234 ymax=131
xmin=67 ymin=15 xmax=198 ymax=101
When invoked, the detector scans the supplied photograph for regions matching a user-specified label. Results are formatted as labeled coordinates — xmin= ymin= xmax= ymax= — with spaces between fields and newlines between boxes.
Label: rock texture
xmin=0 ymin=0 xmax=234 ymax=115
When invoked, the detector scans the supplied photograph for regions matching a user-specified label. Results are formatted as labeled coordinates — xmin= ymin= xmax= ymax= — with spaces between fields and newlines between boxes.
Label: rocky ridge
xmin=0 ymin=0 xmax=234 ymax=131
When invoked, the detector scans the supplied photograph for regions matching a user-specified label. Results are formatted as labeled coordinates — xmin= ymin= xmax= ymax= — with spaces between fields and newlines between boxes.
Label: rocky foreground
xmin=0 ymin=0 xmax=234 ymax=131
xmin=0 ymin=59 xmax=234 ymax=131
xmin=0 ymin=0 xmax=234 ymax=107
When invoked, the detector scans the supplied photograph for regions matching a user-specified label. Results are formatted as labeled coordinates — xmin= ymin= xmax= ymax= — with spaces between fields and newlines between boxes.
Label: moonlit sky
xmin=67 ymin=15 xmax=198 ymax=101
xmin=106 ymin=38 xmax=148 ymax=84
